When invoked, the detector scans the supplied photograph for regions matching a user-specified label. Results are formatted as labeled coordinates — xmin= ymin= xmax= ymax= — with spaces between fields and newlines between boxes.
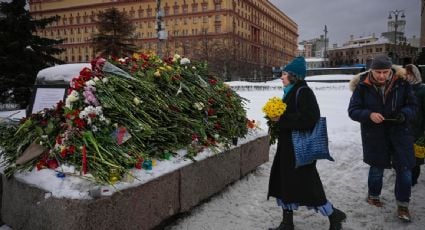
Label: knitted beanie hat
xmin=283 ymin=56 xmax=306 ymax=79
xmin=370 ymin=55 xmax=392 ymax=69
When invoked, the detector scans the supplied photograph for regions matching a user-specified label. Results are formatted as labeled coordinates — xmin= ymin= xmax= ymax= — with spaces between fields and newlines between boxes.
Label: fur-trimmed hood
xmin=348 ymin=65 xmax=406 ymax=91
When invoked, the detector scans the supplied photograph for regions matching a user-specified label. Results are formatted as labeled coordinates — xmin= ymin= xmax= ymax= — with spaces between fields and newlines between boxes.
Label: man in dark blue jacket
xmin=348 ymin=55 xmax=417 ymax=222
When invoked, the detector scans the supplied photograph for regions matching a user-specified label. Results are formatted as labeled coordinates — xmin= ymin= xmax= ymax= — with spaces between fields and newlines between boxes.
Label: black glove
xmin=394 ymin=113 xmax=406 ymax=124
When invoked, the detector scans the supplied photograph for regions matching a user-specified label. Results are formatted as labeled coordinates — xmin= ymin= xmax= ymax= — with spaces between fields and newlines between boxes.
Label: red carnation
xmin=47 ymin=159 xmax=59 ymax=169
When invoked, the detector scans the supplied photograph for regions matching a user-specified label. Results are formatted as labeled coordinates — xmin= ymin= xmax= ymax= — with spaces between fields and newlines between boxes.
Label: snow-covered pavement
xmin=165 ymin=80 xmax=425 ymax=230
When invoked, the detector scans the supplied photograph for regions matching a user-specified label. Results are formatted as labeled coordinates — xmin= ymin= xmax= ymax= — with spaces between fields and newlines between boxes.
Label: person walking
xmin=405 ymin=64 xmax=425 ymax=186
xmin=268 ymin=56 xmax=346 ymax=230
xmin=348 ymin=55 xmax=417 ymax=222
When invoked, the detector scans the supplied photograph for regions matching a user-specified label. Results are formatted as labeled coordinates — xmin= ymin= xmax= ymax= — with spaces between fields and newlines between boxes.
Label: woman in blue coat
xmin=348 ymin=55 xmax=417 ymax=222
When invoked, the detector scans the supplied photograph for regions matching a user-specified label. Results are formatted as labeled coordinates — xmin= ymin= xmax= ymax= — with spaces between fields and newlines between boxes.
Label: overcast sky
xmin=270 ymin=0 xmax=422 ymax=46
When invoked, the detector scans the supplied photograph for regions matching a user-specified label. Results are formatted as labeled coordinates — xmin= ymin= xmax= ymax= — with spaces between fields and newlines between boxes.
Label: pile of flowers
xmin=262 ymin=96 xmax=287 ymax=144
xmin=0 ymin=53 xmax=252 ymax=184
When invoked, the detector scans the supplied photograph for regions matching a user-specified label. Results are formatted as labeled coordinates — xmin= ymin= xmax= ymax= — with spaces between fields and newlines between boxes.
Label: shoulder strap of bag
xmin=295 ymin=86 xmax=309 ymax=112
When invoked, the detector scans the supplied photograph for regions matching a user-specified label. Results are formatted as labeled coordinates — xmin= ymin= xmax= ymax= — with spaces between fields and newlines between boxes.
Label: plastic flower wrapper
xmin=262 ymin=97 xmax=287 ymax=144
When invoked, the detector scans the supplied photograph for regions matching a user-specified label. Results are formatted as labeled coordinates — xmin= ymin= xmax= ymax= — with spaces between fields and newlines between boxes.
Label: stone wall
xmin=1 ymin=135 xmax=269 ymax=230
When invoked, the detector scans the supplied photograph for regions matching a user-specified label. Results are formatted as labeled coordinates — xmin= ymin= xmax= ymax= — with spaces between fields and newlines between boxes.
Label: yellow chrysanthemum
xmin=414 ymin=144 xmax=425 ymax=158
xmin=132 ymin=53 xmax=141 ymax=60
xmin=262 ymin=97 xmax=287 ymax=119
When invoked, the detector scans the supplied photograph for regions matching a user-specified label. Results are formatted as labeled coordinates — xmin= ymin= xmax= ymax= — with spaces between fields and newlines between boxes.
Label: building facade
xmin=328 ymin=35 xmax=417 ymax=67
xmin=297 ymin=35 xmax=328 ymax=58
xmin=29 ymin=0 xmax=298 ymax=81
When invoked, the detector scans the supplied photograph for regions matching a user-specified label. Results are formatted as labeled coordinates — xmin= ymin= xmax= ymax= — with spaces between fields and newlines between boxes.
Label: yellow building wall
xmin=30 ymin=0 xmax=297 ymax=68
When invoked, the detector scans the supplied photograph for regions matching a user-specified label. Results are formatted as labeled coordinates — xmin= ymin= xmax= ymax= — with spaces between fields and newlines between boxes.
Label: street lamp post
xmin=323 ymin=25 xmax=328 ymax=67
xmin=388 ymin=10 xmax=405 ymax=64
xmin=388 ymin=9 xmax=405 ymax=45
xmin=156 ymin=0 xmax=167 ymax=58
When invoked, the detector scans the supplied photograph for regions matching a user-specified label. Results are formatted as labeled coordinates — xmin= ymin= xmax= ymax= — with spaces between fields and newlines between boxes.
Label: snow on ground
xmin=164 ymin=77 xmax=425 ymax=230
xmin=1 ymin=75 xmax=424 ymax=229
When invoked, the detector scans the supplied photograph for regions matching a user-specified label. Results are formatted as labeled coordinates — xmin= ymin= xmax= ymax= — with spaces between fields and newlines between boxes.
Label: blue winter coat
xmin=348 ymin=68 xmax=417 ymax=170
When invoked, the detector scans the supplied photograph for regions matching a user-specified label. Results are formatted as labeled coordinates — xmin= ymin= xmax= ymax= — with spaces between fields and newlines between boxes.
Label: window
xmin=182 ymin=5 xmax=188 ymax=14
xmin=203 ymin=16 xmax=208 ymax=23
xmin=215 ymin=3 xmax=221 ymax=10
xmin=192 ymin=4 xmax=198 ymax=13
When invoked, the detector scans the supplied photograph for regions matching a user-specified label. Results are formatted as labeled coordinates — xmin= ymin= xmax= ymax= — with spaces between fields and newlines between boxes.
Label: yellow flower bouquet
xmin=414 ymin=144 xmax=425 ymax=158
xmin=262 ymin=97 xmax=287 ymax=144
xmin=414 ymin=135 xmax=425 ymax=159
xmin=262 ymin=97 xmax=287 ymax=119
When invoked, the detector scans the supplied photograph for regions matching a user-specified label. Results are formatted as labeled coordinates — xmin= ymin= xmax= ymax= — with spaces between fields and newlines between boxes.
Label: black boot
xmin=269 ymin=210 xmax=294 ymax=230
xmin=328 ymin=207 xmax=347 ymax=230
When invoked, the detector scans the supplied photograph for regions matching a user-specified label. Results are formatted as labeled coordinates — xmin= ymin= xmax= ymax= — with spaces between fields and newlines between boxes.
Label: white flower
xmin=193 ymin=102 xmax=204 ymax=110
xmin=102 ymin=77 xmax=109 ymax=83
xmin=93 ymin=77 xmax=100 ymax=82
xmin=65 ymin=91 xmax=79 ymax=108
xmin=213 ymin=134 xmax=220 ymax=140
xmin=133 ymin=97 xmax=141 ymax=105
xmin=172 ymin=54 xmax=181 ymax=62
xmin=79 ymin=106 xmax=103 ymax=124
xmin=85 ymin=80 xmax=96 ymax=87
xmin=192 ymin=66 xmax=196 ymax=70
xmin=180 ymin=58 xmax=191 ymax=65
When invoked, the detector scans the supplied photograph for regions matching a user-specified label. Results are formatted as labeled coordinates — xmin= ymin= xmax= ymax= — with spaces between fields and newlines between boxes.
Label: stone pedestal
xmin=1 ymin=135 xmax=269 ymax=230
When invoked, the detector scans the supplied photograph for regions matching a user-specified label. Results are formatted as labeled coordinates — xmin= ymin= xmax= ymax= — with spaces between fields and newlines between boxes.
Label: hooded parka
xmin=268 ymin=80 xmax=327 ymax=207
xmin=348 ymin=67 xmax=417 ymax=170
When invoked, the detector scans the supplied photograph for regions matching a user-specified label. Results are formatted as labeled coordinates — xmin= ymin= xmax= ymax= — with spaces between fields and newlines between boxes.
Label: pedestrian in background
xmin=348 ymin=55 xmax=417 ymax=222
xmin=405 ymin=64 xmax=425 ymax=186
xmin=268 ymin=56 xmax=346 ymax=230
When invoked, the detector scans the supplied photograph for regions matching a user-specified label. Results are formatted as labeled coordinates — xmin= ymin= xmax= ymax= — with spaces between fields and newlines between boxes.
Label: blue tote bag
xmin=291 ymin=87 xmax=334 ymax=168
